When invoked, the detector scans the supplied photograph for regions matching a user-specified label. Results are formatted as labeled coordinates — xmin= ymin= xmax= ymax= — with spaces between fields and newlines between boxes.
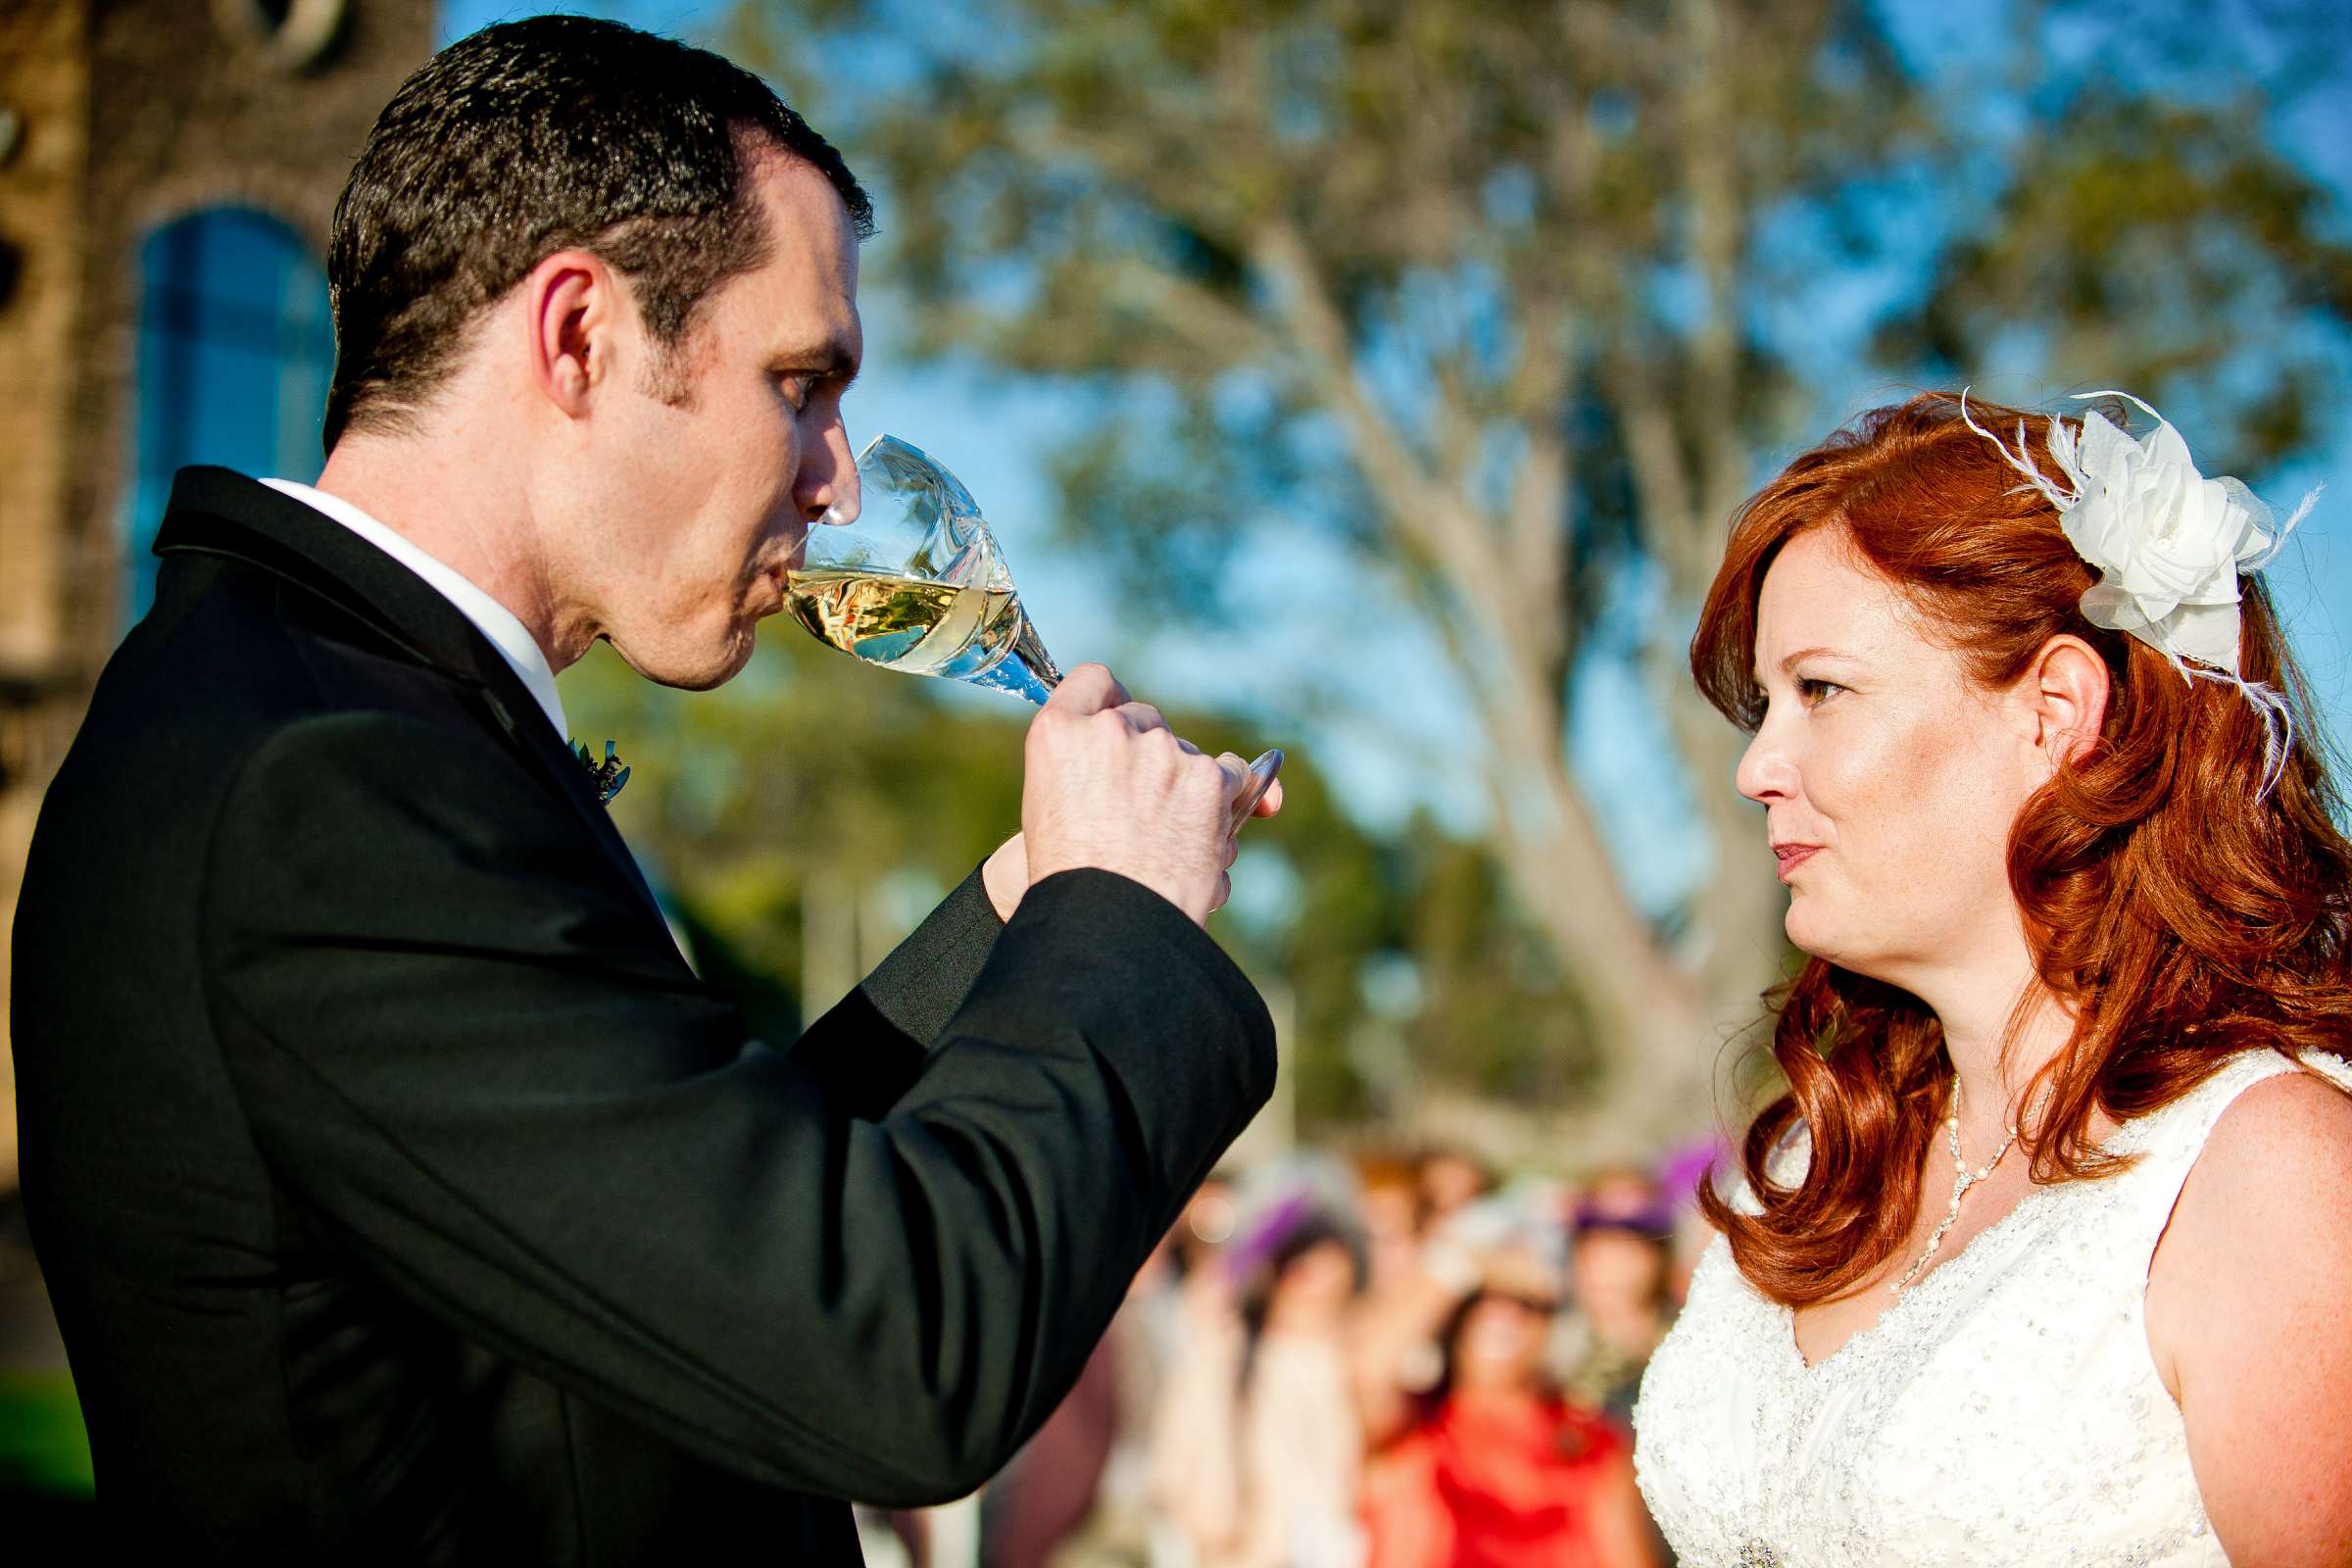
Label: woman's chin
xmin=1783 ymin=902 xmax=1843 ymax=966
xmin=1787 ymin=917 xmax=1900 ymax=984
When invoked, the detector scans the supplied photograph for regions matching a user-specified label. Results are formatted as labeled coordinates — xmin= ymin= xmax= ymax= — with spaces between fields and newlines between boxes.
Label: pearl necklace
xmin=1889 ymin=1073 xmax=2021 ymax=1296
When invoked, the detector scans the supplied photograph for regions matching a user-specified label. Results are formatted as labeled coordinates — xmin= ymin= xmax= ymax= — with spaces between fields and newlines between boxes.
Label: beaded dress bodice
xmin=1632 ymin=1051 xmax=2352 ymax=1568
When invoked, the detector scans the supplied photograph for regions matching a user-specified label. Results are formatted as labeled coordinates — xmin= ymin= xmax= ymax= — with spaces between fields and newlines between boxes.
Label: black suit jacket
xmin=11 ymin=468 xmax=1275 ymax=1561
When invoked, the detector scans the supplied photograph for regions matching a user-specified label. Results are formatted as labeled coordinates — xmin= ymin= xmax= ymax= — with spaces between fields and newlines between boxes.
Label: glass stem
xmin=1016 ymin=619 xmax=1062 ymax=691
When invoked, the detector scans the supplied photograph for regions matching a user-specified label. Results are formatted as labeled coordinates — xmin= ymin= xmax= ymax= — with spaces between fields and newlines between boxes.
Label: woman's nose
xmin=1736 ymin=723 xmax=1796 ymax=806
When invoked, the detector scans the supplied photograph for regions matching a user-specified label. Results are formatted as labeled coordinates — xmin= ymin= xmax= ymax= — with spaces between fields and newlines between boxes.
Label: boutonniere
xmin=570 ymin=738 xmax=631 ymax=804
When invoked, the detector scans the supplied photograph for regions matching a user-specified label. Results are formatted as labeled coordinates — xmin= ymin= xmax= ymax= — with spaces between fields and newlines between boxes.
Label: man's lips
xmin=1772 ymin=843 xmax=1821 ymax=880
xmin=753 ymin=557 xmax=799 ymax=617
xmin=760 ymin=542 xmax=808 ymax=595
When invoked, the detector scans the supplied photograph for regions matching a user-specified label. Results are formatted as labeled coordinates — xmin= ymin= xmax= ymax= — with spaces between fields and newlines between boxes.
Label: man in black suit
xmin=11 ymin=17 xmax=1278 ymax=1560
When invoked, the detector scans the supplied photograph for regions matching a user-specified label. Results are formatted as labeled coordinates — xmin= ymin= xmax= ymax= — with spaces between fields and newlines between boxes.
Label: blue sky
xmin=444 ymin=0 xmax=2352 ymax=894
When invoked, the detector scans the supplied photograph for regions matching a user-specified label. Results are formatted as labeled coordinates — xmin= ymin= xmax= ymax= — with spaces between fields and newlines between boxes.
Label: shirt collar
xmin=258 ymin=478 xmax=568 ymax=743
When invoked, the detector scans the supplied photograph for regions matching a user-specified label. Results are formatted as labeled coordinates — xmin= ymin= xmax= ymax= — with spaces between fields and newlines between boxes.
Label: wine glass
xmin=786 ymin=433 xmax=1282 ymax=833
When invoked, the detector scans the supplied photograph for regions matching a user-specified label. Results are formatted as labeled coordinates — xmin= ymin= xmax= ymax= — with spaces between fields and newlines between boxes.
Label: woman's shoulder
xmin=2145 ymin=1049 xmax=2352 ymax=1333
xmin=2168 ymin=1051 xmax=2352 ymax=1220
xmin=2125 ymin=1046 xmax=2352 ymax=1171
xmin=2142 ymin=1048 xmax=2352 ymax=1531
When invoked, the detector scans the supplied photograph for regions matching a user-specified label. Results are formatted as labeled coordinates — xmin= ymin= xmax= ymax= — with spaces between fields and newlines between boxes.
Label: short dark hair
xmin=322 ymin=16 xmax=874 ymax=452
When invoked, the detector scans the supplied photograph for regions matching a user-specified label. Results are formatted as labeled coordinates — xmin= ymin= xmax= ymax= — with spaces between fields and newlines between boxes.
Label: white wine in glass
xmin=786 ymin=434 xmax=1280 ymax=830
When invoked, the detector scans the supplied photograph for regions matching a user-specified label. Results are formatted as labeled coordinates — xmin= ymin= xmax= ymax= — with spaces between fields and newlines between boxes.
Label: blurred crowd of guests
xmin=866 ymin=1143 xmax=1713 ymax=1568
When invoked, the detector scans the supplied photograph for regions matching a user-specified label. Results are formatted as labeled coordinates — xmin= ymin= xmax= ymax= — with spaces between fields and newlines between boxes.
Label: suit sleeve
xmin=200 ymin=711 xmax=1274 ymax=1505
xmin=787 ymin=862 xmax=1005 ymax=1118
xmin=858 ymin=863 xmax=1004 ymax=1047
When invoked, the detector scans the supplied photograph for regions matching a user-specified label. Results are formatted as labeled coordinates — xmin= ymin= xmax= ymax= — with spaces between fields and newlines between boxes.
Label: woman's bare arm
xmin=2148 ymin=1068 xmax=2352 ymax=1567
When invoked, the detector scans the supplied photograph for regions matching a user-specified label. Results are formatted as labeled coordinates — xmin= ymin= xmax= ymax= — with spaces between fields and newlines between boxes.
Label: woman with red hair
xmin=1632 ymin=393 xmax=2352 ymax=1566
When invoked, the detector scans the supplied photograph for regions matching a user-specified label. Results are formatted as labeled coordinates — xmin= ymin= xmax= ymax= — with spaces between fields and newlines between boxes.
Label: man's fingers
xmin=1116 ymin=702 xmax=1169 ymax=736
xmin=1021 ymin=673 xmax=1279 ymax=926
xmin=1045 ymin=662 xmax=1130 ymax=715
xmin=1214 ymin=754 xmax=1286 ymax=820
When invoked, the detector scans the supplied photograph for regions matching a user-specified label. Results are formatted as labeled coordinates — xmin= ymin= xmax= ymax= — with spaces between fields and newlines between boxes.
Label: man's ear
xmin=2018 ymin=633 xmax=2111 ymax=770
xmin=524 ymin=250 xmax=617 ymax=419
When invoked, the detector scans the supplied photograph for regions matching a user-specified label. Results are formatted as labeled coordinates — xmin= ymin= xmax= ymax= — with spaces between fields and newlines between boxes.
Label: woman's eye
xmin=1797 ymin=677 xmax=1841 ymax=706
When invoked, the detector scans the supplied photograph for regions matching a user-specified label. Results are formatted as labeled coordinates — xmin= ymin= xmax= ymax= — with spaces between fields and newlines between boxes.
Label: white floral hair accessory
xmin=1960 ymin=389 xmax=2321 ymax=797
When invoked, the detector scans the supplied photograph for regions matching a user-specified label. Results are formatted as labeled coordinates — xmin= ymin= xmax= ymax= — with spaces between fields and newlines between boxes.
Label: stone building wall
xmin=0 ymin=0 xmax=436 ymax=1190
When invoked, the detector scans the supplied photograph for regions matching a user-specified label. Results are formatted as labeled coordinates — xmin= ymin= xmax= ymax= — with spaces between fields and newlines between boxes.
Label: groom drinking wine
xmin=12 ymin=16 xmax=1276 ymax=1560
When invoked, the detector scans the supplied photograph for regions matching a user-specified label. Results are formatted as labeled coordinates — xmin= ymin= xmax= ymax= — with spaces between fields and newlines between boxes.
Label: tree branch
xmin=1672 ymin=0 xmax=1754 ymax=544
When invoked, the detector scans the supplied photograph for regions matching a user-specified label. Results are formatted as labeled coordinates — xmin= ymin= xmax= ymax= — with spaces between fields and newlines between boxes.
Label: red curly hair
xmin=1690 ymin=392 xmax=2352 ymax=1308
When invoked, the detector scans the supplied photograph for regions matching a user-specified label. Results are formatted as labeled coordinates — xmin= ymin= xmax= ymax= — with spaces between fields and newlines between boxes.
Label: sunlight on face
xmin=573 ymin=153 xmax=864 ymax=690
xmin=1737 ymin=528 xmax=2042 ymax=990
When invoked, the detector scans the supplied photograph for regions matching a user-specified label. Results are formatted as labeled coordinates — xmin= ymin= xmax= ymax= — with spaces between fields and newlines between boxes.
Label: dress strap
xmin=2116 ymin=1048 xmax=2352 ymax=1272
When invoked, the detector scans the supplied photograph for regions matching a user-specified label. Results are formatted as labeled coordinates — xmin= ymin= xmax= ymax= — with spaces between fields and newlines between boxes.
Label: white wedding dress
xmin=1633 ymin=1049 xmax=2352 ymax=1567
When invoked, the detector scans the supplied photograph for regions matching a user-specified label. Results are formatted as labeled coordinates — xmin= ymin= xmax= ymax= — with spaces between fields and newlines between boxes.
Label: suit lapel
xmin=154 ymin=466 xmax=668 ymax=929
xmin=485 ymin=683 xmax=669 ymax=923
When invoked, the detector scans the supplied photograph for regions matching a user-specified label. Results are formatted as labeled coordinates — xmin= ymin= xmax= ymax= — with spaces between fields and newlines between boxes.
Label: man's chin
xmin=609 ymin=630 xmax=756 ymax=692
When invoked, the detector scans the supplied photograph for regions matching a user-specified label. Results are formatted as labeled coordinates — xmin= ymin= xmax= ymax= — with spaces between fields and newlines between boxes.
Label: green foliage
xmin=1885 ymin=91 xmax=2352 ymax=469
xmin=0 ymin=1371 xmax=94 ymax=1495
xmin=1398 ymin=834 xmax=1596 ymax=1103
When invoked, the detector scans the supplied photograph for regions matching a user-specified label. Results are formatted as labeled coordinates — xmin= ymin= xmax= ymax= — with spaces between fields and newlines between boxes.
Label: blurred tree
xmin=727 ymin=0 xmax=2352 ymax=1146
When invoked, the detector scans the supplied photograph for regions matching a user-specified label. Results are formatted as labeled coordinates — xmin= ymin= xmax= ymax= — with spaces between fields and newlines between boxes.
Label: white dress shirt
xmin=260 ymin=477 xmax=568 ymax=743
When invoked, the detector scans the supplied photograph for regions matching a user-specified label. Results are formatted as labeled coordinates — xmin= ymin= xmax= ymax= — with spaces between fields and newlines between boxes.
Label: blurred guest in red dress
xmin=1361 ymin=1243 xmax=1659 ymax=1568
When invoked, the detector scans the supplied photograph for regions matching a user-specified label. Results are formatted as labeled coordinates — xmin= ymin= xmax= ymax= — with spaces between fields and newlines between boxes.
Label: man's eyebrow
xmin=773 ymin=338 xmax=861 ymax=385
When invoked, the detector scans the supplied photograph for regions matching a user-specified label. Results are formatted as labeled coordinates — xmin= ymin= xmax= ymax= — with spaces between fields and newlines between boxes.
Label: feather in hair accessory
xmin=1960 ymin=389 xmax=2320 ymax=798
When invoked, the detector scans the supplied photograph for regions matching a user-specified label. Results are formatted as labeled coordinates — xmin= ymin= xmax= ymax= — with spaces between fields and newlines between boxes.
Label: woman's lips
xmin=1772 ymin=844 xmax=1821 ymax=880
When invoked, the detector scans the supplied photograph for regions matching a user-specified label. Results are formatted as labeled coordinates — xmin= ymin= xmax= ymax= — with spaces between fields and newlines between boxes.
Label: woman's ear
xmin=2020 ymin=634 xmax=2111 ymax=770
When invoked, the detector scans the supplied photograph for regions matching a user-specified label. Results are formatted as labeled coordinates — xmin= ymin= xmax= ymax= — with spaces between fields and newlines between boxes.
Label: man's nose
xmin=800 ymin=421 xmax=859 ymax=526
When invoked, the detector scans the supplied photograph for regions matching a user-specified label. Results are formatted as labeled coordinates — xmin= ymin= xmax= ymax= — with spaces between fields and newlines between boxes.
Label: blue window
xmin=125 ymin=208 xmax=335 ymax=624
